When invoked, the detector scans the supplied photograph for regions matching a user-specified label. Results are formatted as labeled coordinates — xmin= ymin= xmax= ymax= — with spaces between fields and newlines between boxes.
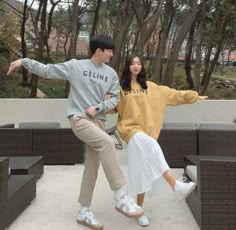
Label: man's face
xmin=99 ymin=48 xmax=113 ymax=63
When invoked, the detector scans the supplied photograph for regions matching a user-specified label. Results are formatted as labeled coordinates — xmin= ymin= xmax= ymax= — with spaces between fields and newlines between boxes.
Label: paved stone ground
xmin=8 ymin=143 xmax=199 ymax=230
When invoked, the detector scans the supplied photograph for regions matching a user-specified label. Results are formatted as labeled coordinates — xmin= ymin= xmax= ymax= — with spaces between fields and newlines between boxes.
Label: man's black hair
xmin=89 ymin=34 xmax=115 ymax=54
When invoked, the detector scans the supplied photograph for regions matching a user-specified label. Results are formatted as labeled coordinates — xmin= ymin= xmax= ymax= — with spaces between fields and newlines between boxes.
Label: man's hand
xmin=85 ymin=106 xmax=97 ymax=117
xmin=7 ymin=59 xmax=23 ymax=75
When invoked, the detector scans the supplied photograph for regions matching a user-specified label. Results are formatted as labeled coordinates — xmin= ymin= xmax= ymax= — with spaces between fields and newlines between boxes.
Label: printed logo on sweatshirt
xmin=124 ymin=88 xmax=148 ymax=95
xmin=83 ymin=70 xmax=108 ymax=84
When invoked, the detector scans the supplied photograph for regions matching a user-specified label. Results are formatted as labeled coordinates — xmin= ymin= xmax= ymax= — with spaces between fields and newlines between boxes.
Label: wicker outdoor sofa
xmin=0 ymin=121 xmax=123 ymax=164
xmin=0 ymin=157 xmax=37 ymax=230
xmin=184 ymin=155 xmax=236 ymax=230
xmin=158 ymin=121 xmax=236 ymax=168
xmin=0 ymin=123 xmax=85 ymax=165
xmin=1 ymin=121 xmax=236 ymax=229
xmin=178 ymin=122 xmax=236 ymax=230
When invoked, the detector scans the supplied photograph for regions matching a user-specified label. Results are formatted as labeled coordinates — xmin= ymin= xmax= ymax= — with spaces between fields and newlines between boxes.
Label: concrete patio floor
xmin=8 ymin=144 xmax=200 ymax=230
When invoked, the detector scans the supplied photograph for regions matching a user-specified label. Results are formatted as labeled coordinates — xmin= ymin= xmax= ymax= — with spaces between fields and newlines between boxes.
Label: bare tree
xmin=90 ymin=0 xmax=102 ymax=42
xmin=194 ymin=0 xmax=206 ymax=92
xmin=110 ymin=0 xmax=134 ymax=71
xmin=162 ymin=0 xmax=198 ymax=86
xmin=29 ymin=0 xmax=48 ymax=97
xmin=153 ymin=0 xmax=173 ymax=83
xmin=200 ymin=0 xmax=235 ymax=95
xmin=131 ymin=0 xmax=164 ymax=56
xmin=184 ymin=21 xmax=195 ymax=89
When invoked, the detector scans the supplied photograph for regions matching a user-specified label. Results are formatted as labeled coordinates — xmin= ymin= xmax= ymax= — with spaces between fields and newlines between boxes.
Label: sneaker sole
xmin=137 ymin=216 xmax=150 ymax=227
xmin=137 ymin=221 xmax=150 ymax=227
xmin=77 ymin=219 xmax=104 ymax=230
xmin=115 ymin=207 xmax=144 ymax=218
xmin=176 ymin=182 xmax=196 ymax=201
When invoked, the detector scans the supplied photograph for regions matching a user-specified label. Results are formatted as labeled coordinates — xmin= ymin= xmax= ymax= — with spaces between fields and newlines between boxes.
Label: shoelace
xmin=85 ymin=211 xmax=99 ymax=223
xmin=123 ymin=195 xmax=137 ymax=208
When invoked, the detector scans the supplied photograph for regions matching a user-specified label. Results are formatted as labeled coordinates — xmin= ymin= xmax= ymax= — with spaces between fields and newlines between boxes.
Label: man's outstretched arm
xmin=7 ymin=58 xmax=70 ymax=80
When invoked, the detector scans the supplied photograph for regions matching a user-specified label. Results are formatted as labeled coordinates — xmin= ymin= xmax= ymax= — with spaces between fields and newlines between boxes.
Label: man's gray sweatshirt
xmin=22 ymin=58 xmax=120 ymax=120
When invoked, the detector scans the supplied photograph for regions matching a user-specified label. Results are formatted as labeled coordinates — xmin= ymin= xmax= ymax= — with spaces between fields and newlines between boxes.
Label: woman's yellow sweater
xmin=116 ymin=81 xmax=199 ymax=144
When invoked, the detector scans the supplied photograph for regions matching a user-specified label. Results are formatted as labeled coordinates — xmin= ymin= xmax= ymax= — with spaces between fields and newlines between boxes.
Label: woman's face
xmin=129 ymin=56 xmax=142 ymax=78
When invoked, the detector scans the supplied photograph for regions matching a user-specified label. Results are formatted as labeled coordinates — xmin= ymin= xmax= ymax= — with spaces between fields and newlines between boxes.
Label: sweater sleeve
xmin=96 ymin=73 xmax=120 ymax=113
xmin=159 ymin=85 xmax=199 ymax=106
xmin=22 ymin=58 xmax=71 ymax=80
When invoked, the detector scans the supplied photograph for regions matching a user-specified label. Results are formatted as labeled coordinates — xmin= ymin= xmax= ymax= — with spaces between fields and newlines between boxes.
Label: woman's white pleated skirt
xmin=127 ymin=132 xmax=170 ymax=196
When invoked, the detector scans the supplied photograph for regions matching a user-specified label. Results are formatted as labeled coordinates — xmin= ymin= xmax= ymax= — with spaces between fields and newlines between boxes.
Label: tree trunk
xmin=194 ymin=1 xmax=206 ymax=92
xmin=163 ymin=0 xmax=198 ymax=86
xmin=21 ymin=0 xmax=29 ymax=85
xmin=29 ymin=0 xmax=47 ymax=98
xmin=153 ymin=0 xmax=173 ymax=84
xmin=184 ymin=22 xmax=195 ymax=89
xmin=131 ymin=0 xmax=164 ymax=56
xmin=110 ymin=1 xmax=134 ymax=71
xmin=90 ymin=0 xmax=102 ymax=43
xmin=200 ymin=18 xmax=229 ymax=95
xmin=65 ymin=0 xmax=80 ymax=98
xmin=201 ymin=45 xmax=212 ymax=87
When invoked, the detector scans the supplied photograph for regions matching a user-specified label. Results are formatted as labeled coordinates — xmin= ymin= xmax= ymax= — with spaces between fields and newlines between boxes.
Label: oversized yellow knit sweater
xmin=116 ymin=81 xmax=199 ymax=144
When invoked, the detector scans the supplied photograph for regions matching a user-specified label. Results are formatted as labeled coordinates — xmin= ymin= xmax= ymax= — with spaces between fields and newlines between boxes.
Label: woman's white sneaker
xmin=174 ymin=177 xmax=196 ymax=201
xmin=137 ymin=214 xmax=150 ymax=227
xmin=115 ymin=194 xmax=144 ymax=218
xmin=77 ymin=210 xmax=104 ymax=230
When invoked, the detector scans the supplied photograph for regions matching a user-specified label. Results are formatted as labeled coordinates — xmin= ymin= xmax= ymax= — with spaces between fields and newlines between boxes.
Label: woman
xmin=108 ymin=54 xmax=207 ymax=226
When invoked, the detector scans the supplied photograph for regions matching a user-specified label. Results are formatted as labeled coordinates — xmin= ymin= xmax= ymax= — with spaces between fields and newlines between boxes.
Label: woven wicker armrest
xmin=198 ymin=122 xmax=236 ymax=157
xmin=184 ymin=155 xmax=236 ymax=230
xmin=0 ymin=129 xmax=33 ymax=156
xmin=0 ymin=157 xmax=9 ymax=230
xmin=33 ymin=128 xmax=85 ymax=164
xmin=158 ymin=123 xmax=198 ymax=168
xmin=0 ymin=157 xmax=37 ymax=229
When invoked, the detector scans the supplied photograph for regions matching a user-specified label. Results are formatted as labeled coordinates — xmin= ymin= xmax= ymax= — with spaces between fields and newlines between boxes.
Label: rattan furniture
xmin=158 ymin=122 xmax=198 ymax=168
xmin=184 ymin=155 xmax=236 ymax=230
xmin=9 ymin=156 xmax=44 ymax=179
xmin=0 ymin=128 xmax=85 ymax=165
xmin=0 ymin=157 xmax=37 ymax=230
xmin=0 ymin=128 xmax=33 ymax=156
xmin=0 ymin=157 xmax=8 ymax=230
xmin=198 ymin=122 xmax=236 ymax=157
xmin=32 ymin=128 xmax=85 ymax=164
xmin=0 ymin=123 xmax=14 ymax=128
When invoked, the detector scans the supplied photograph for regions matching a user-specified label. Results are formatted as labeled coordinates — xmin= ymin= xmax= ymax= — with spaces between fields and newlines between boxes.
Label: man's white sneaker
xmin=174 ymin=177 xmax=196 ymax=201
xmin=77 ymin=210 xmax=104 ymax=230
xmin=137 ymin=214 xmax=150 ymax=227
xmin=115 ymin=194 xmax=144 ymax=218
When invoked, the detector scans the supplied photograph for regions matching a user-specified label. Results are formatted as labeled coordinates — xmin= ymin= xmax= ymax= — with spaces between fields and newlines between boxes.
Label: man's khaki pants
xmin=70 ymin=116 xmax=126 ymax=206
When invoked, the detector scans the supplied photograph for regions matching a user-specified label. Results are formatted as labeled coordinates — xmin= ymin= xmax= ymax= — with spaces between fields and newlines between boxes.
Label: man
xmin=7 ymin=34 xmax=143 ymax=230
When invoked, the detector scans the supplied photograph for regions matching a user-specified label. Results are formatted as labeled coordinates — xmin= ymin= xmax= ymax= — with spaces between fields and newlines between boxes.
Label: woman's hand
xmin=198 ymin=96 xmax=208 ymax=100
xmin=104 ymin=93 xmax=112 ymax=100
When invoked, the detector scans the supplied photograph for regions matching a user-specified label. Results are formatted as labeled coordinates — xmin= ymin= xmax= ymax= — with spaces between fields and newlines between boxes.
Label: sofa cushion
xmin=199 ymin=122 xmax=236 ymax=130
xmin=163 ymin=122 xmax=198 ymax=130
xmin=19 ymin=121 xmax=60 ymax=128
xmin=186 ymin=165 xmax=197 ymax=184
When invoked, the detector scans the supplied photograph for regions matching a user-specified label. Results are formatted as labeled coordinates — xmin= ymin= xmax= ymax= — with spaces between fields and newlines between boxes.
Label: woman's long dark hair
xmin=120 ymin=53 xmax=148 ymax=91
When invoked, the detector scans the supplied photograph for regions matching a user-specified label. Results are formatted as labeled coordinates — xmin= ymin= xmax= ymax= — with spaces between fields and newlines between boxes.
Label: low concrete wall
xmin=0 ymin=99 xmax=235 ymax=128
